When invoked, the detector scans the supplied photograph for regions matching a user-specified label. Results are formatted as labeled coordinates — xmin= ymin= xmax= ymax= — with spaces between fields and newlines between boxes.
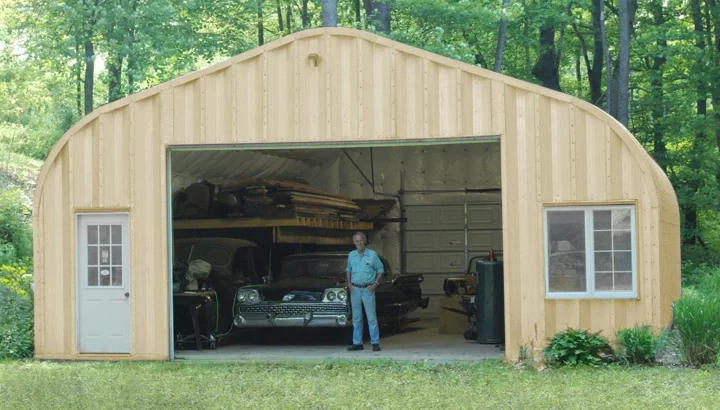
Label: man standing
xmin=345 ymin=231 xmax=384 ymax=352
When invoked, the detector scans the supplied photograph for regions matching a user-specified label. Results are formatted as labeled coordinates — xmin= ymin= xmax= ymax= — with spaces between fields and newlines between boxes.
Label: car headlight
xmin=323 ymin=288 xmax=346 ymax=302
xmin=237 ymin=289 xmax=261 ymax=304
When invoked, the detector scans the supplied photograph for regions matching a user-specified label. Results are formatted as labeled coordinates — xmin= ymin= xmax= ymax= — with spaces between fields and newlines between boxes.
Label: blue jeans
xmin=350 ymin=287 xmax=380 ymax=345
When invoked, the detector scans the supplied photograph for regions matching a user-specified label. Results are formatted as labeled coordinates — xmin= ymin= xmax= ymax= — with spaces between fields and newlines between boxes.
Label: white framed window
xmin=544 ymin=205 xmax=636 ymax=299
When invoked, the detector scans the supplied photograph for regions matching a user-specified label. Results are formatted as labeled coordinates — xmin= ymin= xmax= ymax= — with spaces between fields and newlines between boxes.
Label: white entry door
xmin=77 ymin=214 xmax=130 ymax=353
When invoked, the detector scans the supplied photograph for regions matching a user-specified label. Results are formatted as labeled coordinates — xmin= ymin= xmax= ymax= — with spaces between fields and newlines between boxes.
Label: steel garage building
xmin=32 ymin=28 xmax=680 ymax=361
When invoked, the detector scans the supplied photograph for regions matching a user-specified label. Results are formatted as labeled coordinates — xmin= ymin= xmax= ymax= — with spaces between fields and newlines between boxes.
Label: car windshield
xmin=188 ymin=245 xmax=232 ymax=267
xmin=281 ymin=256 xmax=347 ymax=280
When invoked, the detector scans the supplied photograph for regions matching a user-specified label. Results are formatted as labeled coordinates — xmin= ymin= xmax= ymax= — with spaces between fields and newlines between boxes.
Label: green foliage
xmin=543 ymin=328 xmax=614 ymax=366
xmin=0 ymin=187 xmax=32 ymax=265
xmin=616 ymin=325 xmax=661 ymax=365
xmin=0 ymin=264 xmax=34 ymax=359
xmin=674 ymin=274 xmax=720 ymax=366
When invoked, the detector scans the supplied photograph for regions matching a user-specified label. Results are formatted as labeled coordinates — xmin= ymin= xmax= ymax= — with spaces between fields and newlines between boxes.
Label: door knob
xmin=124 ymin=292 xmax=130 ymax=297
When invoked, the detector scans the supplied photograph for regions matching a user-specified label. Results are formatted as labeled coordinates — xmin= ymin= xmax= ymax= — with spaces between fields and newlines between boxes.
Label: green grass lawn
xmin=0 ymin=360 xmax=718 ymax=409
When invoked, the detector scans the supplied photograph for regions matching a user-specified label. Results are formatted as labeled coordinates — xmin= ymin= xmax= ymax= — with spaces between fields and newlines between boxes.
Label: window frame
xmin=544 ymin=204 xmax=637 ymax=299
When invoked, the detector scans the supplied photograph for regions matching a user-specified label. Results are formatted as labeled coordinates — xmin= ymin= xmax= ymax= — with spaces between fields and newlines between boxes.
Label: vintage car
xmin=232 ymin=252 xmax=430 ymax=330
xmin=172 ymin=237 xmax=269 ymax=348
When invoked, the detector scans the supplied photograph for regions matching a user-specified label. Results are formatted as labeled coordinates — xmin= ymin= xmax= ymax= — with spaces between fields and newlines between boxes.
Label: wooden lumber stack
xmin=207 ymin=178 xmax=361 ymax=221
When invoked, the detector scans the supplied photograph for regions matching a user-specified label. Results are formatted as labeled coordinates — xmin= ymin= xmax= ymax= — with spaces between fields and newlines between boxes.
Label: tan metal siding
xmin=33 ymin=28 xmax=680 ymax=362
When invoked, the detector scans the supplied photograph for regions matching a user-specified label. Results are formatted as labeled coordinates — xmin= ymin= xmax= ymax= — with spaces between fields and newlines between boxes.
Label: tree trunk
xmin=258 ymin=0 xmax=264 ymax=46
xmin=493 ymin=0 xmax=510 ymax=72
xmin=107 ymin=54 xmax=124 ymax=102
xmin=354 ymin=0 xmax=361 ymax=24
xmin=524 ymin=17 xmax=530 ymax=76
xmin=75 ymin=43 xmax=82 ymax=117
xmin=532 ymin=8 xmax=561 ymax=92
xmin=687 ymin=0 xmax=707 ymax=245
xmin=364 ymin=0 xmax=390 ymax=34
xmin=322 ymin=0 xmax=338 ymax=27
xmin=286 ymin=5 xmax=292 ymax=32
xmin=589 ymin=0 xmax=604 ymax=105
xmin=617 ymin=0 xmax=633 ymax=126
xmin=277 ymin=1 xmax=284 ymax=32
xmin=601 ymin=7 xmax=612 ymax=114
xmin=84 ymin=38 xmax=94 ymax=115
xmin=126 ymin=0 xmax=137 ymax=95
xmin=706 ymin=0 xmax=720 ymax=185
xmin=302 ymin=0 xmax=309 ymax=28
xmin=649 ymin=0 xmax=667 ymax=173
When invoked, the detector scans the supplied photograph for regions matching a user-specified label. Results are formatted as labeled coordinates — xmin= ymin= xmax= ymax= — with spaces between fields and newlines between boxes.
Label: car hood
xmin=255 ymin=277 xmax=347 ymax=301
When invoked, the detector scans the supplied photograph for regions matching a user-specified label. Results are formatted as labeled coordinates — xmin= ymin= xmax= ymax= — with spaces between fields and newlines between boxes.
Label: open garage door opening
xmin=168 ymin=137 xmax=505 ymax=361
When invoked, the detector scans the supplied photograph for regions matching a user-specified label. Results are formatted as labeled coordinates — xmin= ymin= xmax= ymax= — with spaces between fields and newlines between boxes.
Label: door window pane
xmin=111 ymin=225 xmax=122 ymax=244
xmin=88 ymin=225 xmax=98 ymax=244
xmin=111 ymin=246 xmax=122 ymax=265
xmin=100 ymin=246 xmax=110 ymax=265
xmin=99 ymin=267 xmax=111 ymax=286
xmin=88 ymin=246 xmax=98 ymax=265
xmin=99 ymin=225 xmax=110 ymax=244
xmin=88 ymin=267 xmax=98 ymax=286
xmin=112 ymin=267 xmax=123 ymax=286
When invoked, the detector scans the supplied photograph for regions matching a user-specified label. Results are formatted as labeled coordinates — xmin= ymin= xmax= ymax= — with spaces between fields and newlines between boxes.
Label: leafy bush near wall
xmin=543 ymin=328 xmax=614 ymax=366
xmin=675 ymin=274 xmax=720 ymax=366
xmin=616 ymin=325 xmax=661 ymax=365
xmin=0 ymin=264 xmax=34 ymax=359
xmin=0 ymin=187 xmax=32 ymax=265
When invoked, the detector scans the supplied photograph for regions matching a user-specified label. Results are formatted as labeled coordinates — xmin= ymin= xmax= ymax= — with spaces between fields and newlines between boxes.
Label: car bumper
xmin=234 ymin=302 xmax=351 ymax=328
xmin=234 ymin=312 xmax=351 ymax=328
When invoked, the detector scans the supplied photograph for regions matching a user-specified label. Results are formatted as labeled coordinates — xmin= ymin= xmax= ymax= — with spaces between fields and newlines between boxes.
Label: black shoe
xmin=372 ymin=344 xmax=381 ymax=352
xmin=347 ymin=344 xmax=364 ymax=351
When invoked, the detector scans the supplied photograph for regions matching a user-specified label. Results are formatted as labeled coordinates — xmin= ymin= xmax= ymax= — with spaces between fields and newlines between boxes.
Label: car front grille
xmin=237 ymin=303 xmax=348 ymax=317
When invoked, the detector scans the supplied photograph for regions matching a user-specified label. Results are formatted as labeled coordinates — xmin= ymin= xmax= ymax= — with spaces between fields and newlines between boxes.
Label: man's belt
xmin=351 ymin=282 xmax=374 ymax=288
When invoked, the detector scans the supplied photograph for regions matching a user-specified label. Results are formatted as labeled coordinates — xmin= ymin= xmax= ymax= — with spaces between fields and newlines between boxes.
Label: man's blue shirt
xmin=346 ymin=248 xmax=384 ymax=285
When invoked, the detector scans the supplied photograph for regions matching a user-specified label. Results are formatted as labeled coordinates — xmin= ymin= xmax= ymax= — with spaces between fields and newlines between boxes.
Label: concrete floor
xmin=174 ymin=319 xmax=504 ymax=363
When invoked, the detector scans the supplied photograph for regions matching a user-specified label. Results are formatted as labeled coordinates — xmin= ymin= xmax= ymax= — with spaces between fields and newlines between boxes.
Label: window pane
xmin=612 ymin=209 xmax=631 ymax=229
xmin=112 ymin=267 xmax=123 ymax=286
xmin=111 ymin=225 xmax=122 ymax=244
xmin=88 ymin=246 xmax=98 ymax=265
xmin=88 ymin=225 xmax=98 ymax=244
xmin=614 ymin=251 xmax=632 ymax=271
xmin=615 ymin=272 xmax=632 ymax=291
xmin=111 ymin=246 xmax=122 ymax=265
xmin=548 ymin=251 xmax=586 ymax=292
xmin=99 ymin=225 xmax=110 ymax=244
xmin=595 ymin=252 xmax=612 ymax=271
xmin=594 ymin=211 xmax=611 ymax=230
xmin=100 ymin=246 xmax=110 ymax=265
xmin=547 ymin=210 xmax=586 ymax=292
xmin=595 ymin=272 xmax=613 ymax=291
xmin=99 ymin=267 xmax=111 ymax=286
xmin=613 ymin=231 xmax=631 ymax=250
xmin=594 ymin=231 xmax=612 ymax=250
xmin=88 ymin=267 xmax=98 ymax=286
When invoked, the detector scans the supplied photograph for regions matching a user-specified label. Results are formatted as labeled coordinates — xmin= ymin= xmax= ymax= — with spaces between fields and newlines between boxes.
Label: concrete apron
xmin=174 ymin=319 xmax=504 ymax=363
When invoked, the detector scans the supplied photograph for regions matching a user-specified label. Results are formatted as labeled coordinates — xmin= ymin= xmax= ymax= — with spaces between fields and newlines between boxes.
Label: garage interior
xmin=169 ymin=137 xmax=505 ymax=361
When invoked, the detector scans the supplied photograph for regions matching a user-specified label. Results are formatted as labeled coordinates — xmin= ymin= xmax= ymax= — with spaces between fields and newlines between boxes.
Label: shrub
xmin=0 ymin=264 xmax=34 ymax=359
xmin=616 ymin=325 xmax=660 ymax=365
xmin=0 ymin=187 xmax=32 ymax=263
xmin=544 ymin=328 xmax=614 ymax=366
xmin=674 ymin=284 xmax=720 ymax=366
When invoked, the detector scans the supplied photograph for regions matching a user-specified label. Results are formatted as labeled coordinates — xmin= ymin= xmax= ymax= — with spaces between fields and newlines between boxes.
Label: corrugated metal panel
xmin=33 ymin=28 xmax=679 ymax=362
